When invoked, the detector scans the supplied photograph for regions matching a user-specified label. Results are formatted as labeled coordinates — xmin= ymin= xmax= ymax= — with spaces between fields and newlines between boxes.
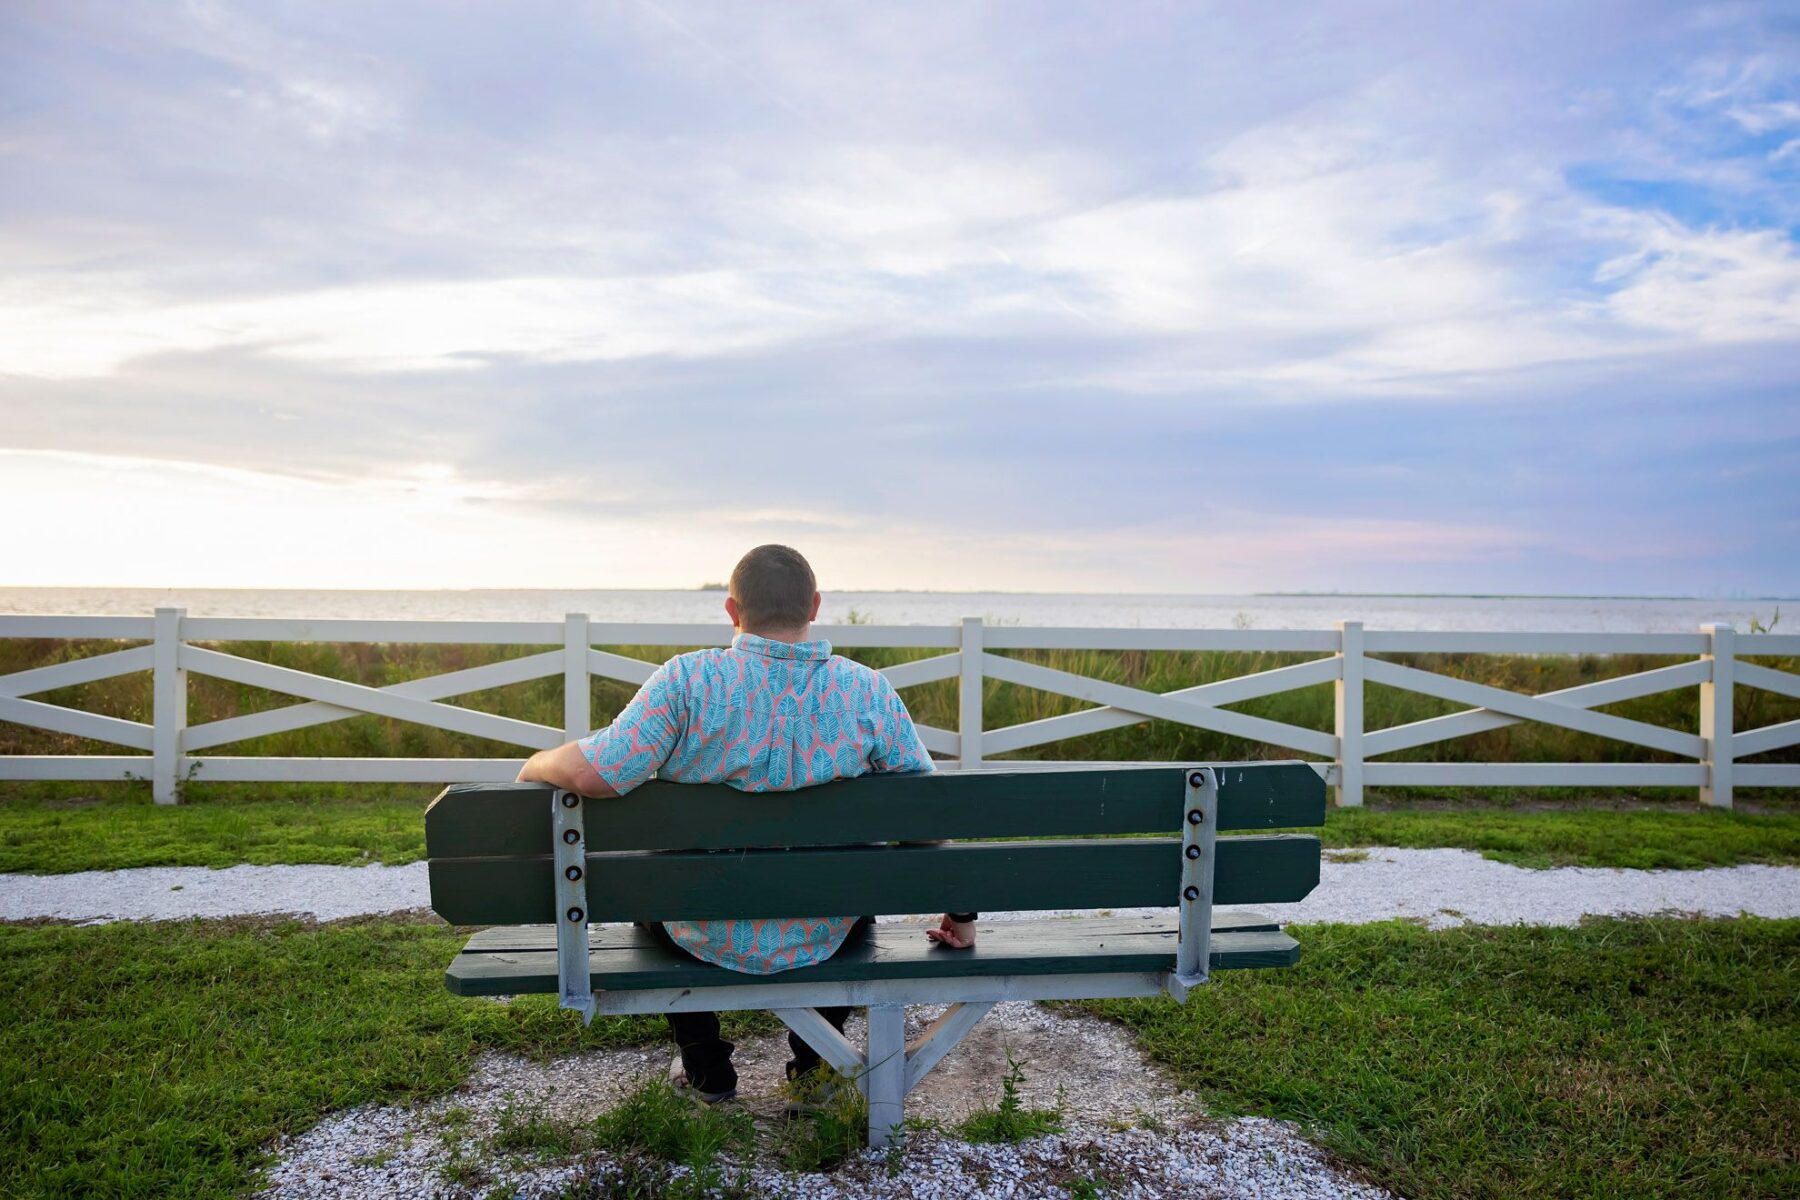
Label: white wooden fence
xmin=2 ymin=611 xmax=1797 ymax=807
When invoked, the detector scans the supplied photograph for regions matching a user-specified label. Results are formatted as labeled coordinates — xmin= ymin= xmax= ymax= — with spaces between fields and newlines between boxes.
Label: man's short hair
xmin=730 ymin=545 xmax=817 ymax=632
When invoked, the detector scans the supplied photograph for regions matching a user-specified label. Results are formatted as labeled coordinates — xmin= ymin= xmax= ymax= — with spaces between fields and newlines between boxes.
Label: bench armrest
xmin=552 ymin=788 xmax=597 ymax=1024
xmin=1168 ymin=766 xmax=1219 ymax=1001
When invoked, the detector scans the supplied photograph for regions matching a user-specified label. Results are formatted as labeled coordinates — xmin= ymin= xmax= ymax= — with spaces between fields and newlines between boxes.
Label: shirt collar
xmin=731 ymin=632 xmax=833 ymax=661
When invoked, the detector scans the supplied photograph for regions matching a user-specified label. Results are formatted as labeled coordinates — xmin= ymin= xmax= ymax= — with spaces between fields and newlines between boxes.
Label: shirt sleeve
xmin=869 ymin=673 xmax=936 ymax=775
xmin=578 ymin=661 xmax=685 ymax=795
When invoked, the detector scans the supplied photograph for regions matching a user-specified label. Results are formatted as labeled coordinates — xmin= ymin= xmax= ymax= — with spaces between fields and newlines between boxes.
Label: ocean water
xmin=0 ymin=588 xmax=1787 ymax=634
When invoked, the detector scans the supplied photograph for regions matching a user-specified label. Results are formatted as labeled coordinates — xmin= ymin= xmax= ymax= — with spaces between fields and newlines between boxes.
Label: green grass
xmin=4 ymin=914 xmax=1794 ymax=1198
xmin=0 ymin=915 xmax=780 ymax=1200
xmin=775 ymin=1069 xmax=869 ymax=1173
xmin=591 ymin=1078 xmax=755 ymax=1197
xmin=1312 ymin=805 xmax=1800 ymax=869
xmin=1077 ymin=918 xmax=1800 ymax=1200
xmin=3 ymin=785 xmax=1796 ymax=874
xmin=0 ymin=783 xmax=432 ymax=873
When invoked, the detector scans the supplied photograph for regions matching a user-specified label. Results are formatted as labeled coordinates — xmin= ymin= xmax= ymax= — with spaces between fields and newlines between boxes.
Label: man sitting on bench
xmin=516 ymin=543 xmax=974 ymax=1104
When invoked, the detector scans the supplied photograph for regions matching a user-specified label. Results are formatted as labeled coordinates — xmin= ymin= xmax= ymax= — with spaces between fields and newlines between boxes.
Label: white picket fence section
xmin=2 ymin=610 xmax=1797 ymax=807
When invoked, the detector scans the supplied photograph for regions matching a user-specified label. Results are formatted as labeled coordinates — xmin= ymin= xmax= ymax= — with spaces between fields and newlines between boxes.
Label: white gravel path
xmin=258 ymin=1004 xmax=1397 ymax=1200
xmin=5 ymin=848 xmax=1797 ymax=926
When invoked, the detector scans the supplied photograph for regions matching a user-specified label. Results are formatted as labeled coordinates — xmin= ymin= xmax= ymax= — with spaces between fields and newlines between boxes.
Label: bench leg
xmin=865 ymin=1005 xmax=905 ymax=1148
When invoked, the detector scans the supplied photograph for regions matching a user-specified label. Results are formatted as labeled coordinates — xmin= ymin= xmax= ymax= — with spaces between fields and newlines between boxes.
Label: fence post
xmin=1700 ymin=623 xmax=1734 ymax=809
xmin=152 ymin=607 xmax=187 ymax=805
xmin=959 ymin=616 xmax=984 ymax=769
xmin=1334 ymin=619 xmax=1364 ymax=807
xmin=563 ymin=612 xmax=590 ymax=741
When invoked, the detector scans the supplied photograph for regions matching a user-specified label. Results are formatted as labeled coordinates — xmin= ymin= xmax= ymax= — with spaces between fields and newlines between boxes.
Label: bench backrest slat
xmin=425 ymin=761 xmax=1324 ymax=858
xmin=427 ymin=833 xmax=1320 ymax=925
xmin=426 ymin=763 xmax=1324 ymax=926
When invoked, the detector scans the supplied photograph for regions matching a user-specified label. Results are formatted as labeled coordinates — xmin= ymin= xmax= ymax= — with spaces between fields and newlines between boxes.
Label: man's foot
xmin=667 ymin=1053 xmax=737 ymax=1105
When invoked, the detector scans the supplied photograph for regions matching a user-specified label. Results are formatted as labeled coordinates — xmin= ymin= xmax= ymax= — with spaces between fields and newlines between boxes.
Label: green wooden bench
xmin=425 ymin=761 xmax=1323 ymax=1146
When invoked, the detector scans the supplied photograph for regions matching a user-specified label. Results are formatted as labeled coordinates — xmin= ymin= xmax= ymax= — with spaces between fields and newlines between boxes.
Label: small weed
xmin=351 ymin=1149 xmax=394 ymax=1168
xmin=1068 ymin=1173 xmax=1119 ymax=1199
xmin=1324 ymin=849 xmax=1370 ymax=863
xmin=777 ymin=1069 xmax=868 ymax=1173
xmin=957 ymin=1051 xmax=1063 ymax=1144
xmin=439 ymin=1141 xmax=487 ymax=1190
xmin=435 ymin=1104 xmax=474 ymax=1131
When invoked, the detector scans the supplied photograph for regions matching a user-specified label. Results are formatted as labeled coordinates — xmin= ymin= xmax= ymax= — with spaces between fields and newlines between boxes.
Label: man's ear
xmin=724 ymin=595 xmax=741 ymax=629
xmin=808 ymin=590 xmax=822 ymax=621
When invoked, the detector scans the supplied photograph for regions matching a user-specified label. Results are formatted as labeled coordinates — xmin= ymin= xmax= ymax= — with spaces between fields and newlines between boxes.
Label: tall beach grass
xmin=4 ymin=635 xmax=1794 ymax=779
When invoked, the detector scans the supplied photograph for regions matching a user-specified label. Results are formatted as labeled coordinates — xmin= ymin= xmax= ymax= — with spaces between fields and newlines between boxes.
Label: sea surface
xmin=0 ymin=588 xmax=1788 ymax=634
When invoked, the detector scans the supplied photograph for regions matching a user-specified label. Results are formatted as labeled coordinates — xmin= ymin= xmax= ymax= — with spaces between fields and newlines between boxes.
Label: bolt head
xmin=1188 ymin=771 xmax=1205 ymax=788
xmin=1183 ymin=885 xmax=1200 ymax=902
xmin=562 ymin=828 xmax=580 ymax=845
xmin=565 ymin=865 xmax=582 ymax=882
xmin=566 ymin=906 xmax=584 ymax=923
xmin=561 ymin=793 xmax=579 ymax=808
xmin=1187 ymin=809 xmax=1203 ymax=825
xmin=1185 ymin=844 xmax=1202 ymax=860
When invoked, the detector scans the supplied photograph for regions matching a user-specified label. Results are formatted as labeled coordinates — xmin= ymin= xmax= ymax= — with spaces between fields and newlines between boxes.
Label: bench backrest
xmin=425 ymin=762 xmax=1324 ymax=926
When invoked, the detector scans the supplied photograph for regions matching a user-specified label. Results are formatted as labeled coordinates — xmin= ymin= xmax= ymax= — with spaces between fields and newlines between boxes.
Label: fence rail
xmin=2 ymin=611 xmax=1796 ymax=806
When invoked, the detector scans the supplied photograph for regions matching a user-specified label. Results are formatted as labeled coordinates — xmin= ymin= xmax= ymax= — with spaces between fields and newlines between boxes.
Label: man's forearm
xmin=516 ymin=740 xmax=618 ymax=797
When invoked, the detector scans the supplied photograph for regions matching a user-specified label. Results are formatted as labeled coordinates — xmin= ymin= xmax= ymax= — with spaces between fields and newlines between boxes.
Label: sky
xmin=2 ymin=1 xmax=1797 ymax=596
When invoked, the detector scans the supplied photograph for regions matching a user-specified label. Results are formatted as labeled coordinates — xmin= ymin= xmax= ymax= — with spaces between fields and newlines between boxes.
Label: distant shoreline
xmin=1 ymin=585 xmax=1793 ymax=602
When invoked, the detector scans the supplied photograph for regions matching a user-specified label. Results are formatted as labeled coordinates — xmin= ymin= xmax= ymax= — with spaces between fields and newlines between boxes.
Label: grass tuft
xmin=590 ymin=1078 xmax=754 ymax=1197
xmin=490 ymin=1096 xmax=589 ymax=1158
xmin=955 ymin=1051 xmax=1064 ymax=1144
xmin=776 ymin=1069 xmax=868 ymax=1172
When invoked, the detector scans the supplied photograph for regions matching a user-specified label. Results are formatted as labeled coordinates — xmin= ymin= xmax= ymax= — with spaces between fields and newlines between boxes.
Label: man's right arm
xmin=526 ymin=661 xmax=685 ymax=798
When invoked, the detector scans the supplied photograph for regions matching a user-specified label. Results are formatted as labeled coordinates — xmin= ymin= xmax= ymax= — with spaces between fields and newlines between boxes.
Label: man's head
xmin=725 ymin=544 xmax=821 ymax=639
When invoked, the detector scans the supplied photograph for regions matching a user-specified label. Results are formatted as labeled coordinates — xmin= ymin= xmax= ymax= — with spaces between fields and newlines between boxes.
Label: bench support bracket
xmin=904 ymin=1000 xmax=995 ymax=1093
xmin=1167 ymin=766 xmax=1218 ymax=1001
xmin=775 ymin=997 xmax=1002 ymax=1148
xmin=772 ymin=1007 xmax=868 ymax=1088
xmin=552 ymin=789 xmax=596 ymax=1024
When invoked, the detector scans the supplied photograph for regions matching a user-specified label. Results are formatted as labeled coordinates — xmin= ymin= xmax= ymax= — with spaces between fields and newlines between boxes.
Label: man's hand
xmin=516 ymin=741 xmax=619 ymax=797
xmin=925 ymin=914 xmax=976 ymax=949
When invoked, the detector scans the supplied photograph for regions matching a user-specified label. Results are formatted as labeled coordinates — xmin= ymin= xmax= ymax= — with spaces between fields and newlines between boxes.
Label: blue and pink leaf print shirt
xmin=577 ymin=631 xmax=934 ymax=975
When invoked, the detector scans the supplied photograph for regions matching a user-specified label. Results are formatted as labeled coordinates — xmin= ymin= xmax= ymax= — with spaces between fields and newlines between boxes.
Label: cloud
xmin=0 ymin=0 xmax=1796 ymax=593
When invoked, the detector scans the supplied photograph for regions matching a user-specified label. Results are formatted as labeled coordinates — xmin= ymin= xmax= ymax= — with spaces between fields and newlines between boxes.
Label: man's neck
xmin=740 ymin=624 xmax=812 ymax=645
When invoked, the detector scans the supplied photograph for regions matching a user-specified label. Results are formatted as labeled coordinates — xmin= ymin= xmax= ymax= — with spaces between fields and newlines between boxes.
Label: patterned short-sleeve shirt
xmin=578 ymin=632 xmax=934 ymax=974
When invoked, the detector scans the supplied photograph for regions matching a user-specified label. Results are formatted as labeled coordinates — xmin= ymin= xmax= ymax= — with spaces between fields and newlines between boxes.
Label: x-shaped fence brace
xmin=970 ymin=651 xmax=1800 ymax=770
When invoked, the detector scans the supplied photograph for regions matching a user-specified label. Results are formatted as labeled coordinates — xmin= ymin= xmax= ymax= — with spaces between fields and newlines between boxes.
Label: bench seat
xmin=446 ymin=911 xmax=1296 ymax=996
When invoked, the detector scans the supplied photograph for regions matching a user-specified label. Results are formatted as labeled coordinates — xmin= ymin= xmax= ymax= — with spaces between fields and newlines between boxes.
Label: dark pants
xmin=647 ymin=917 xmax=874 ymax=1095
